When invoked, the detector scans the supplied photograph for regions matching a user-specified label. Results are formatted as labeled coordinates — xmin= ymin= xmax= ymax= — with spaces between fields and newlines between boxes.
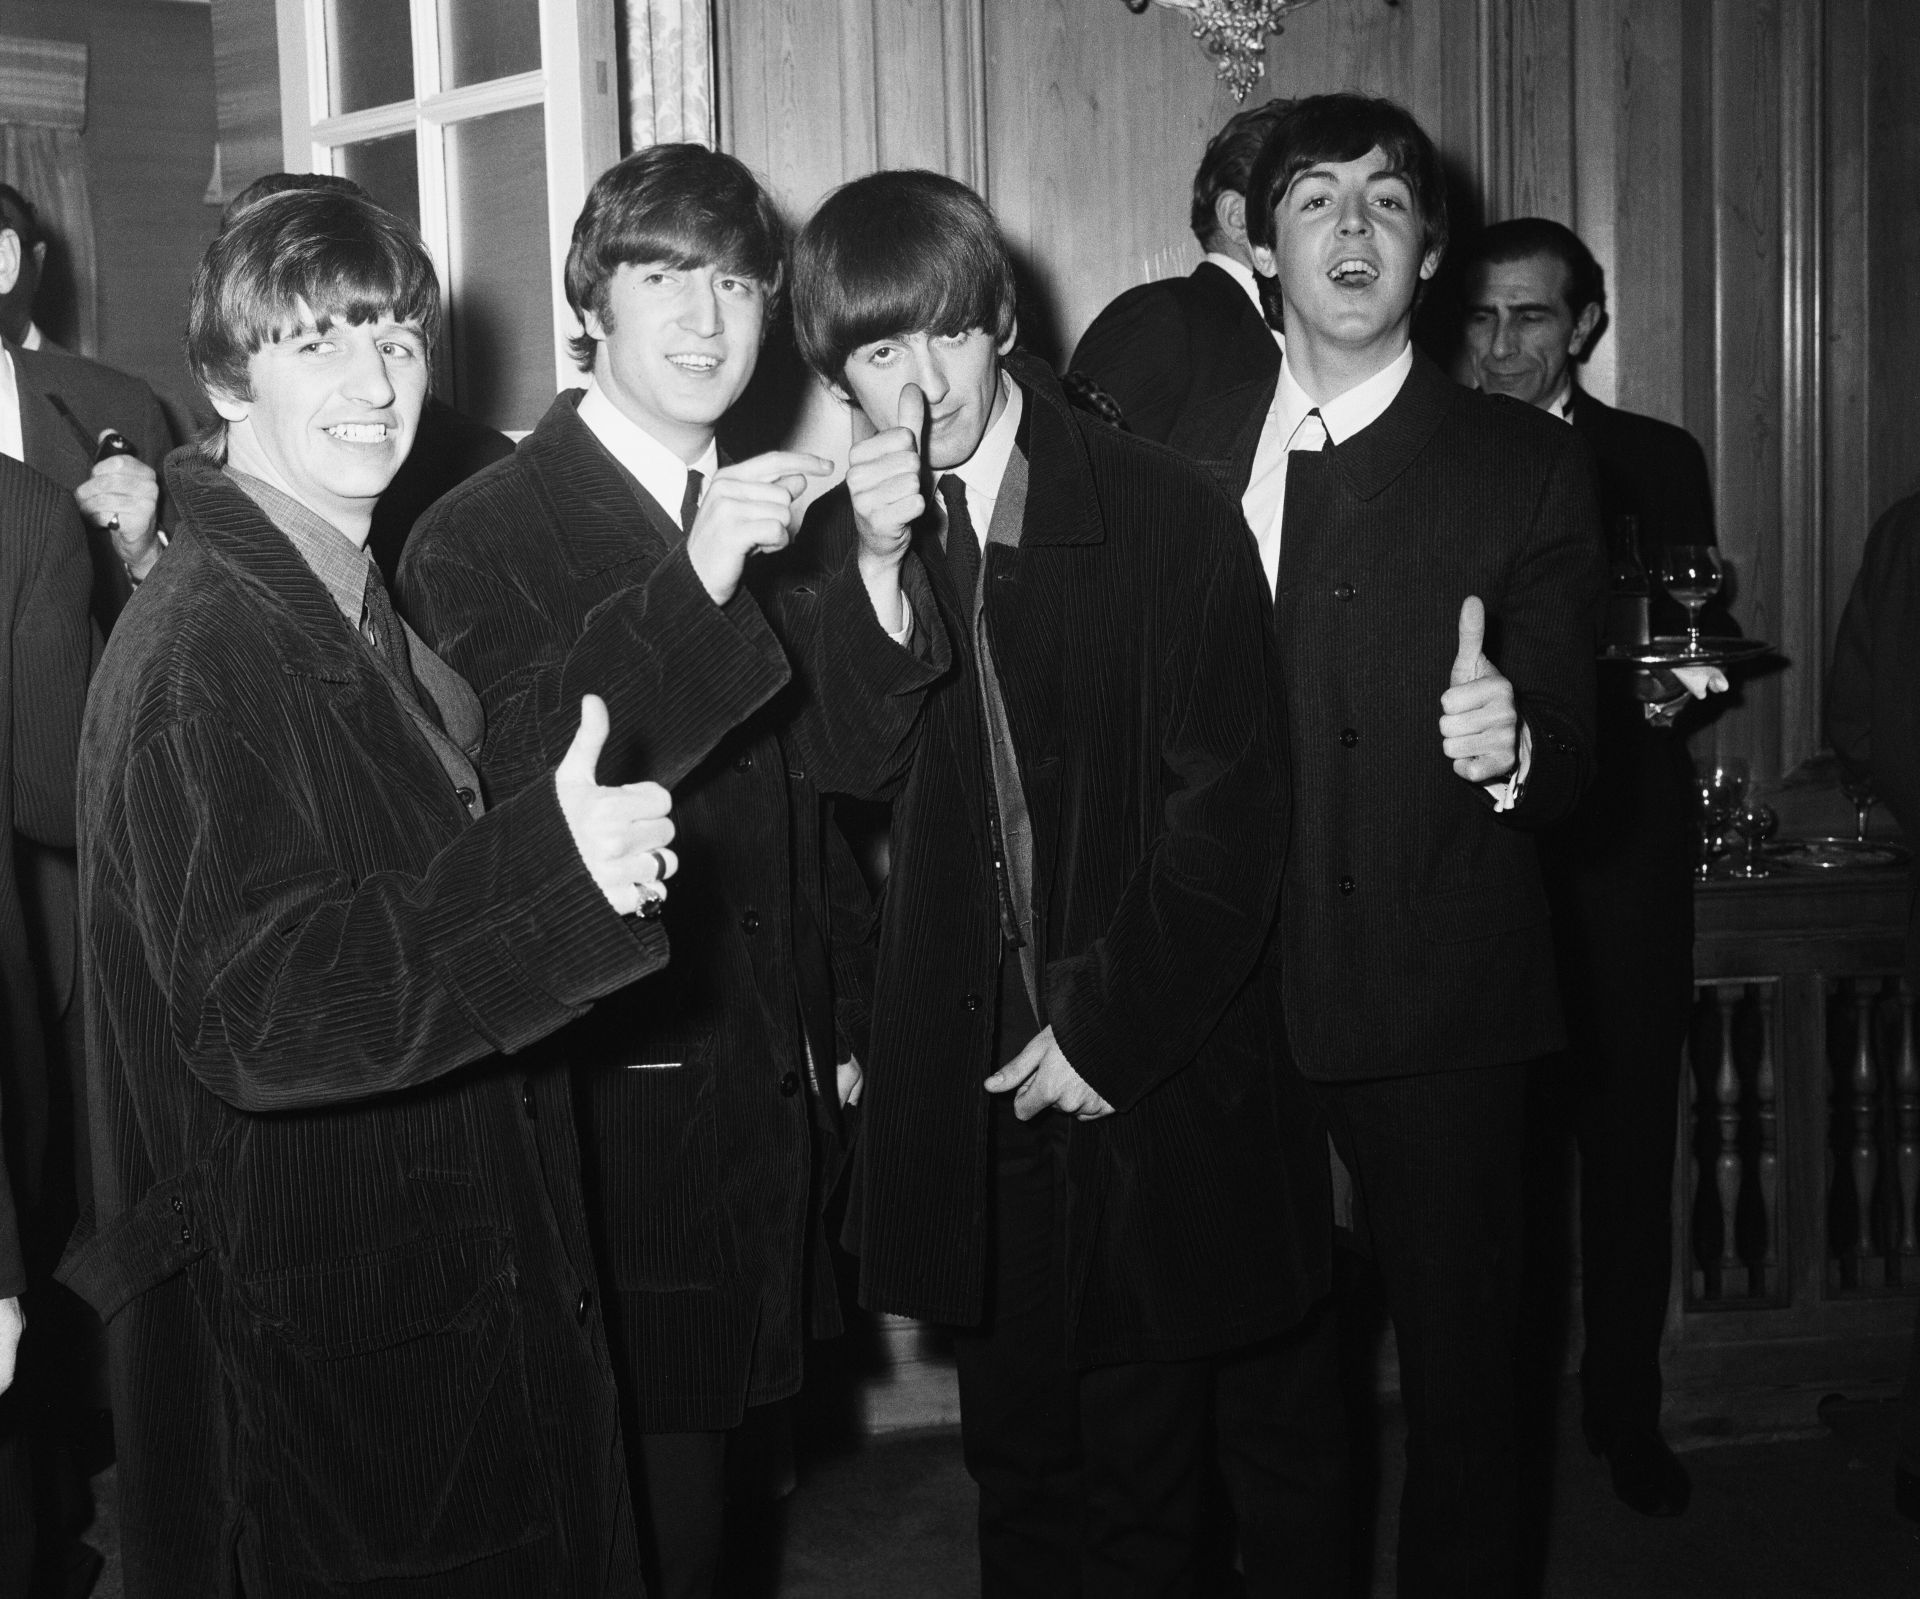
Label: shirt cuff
xmin=1484 ymin=721 xmax=1533 ymax=813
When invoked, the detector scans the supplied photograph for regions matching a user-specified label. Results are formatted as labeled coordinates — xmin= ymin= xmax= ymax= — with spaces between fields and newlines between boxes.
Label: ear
xmin=209 ymin=387 xmax=251 ymax=424
xmin=1250 ymin=242 xmax=1278 ymax=279
xmin=0 ymin=230 xmax=18 ymax=297
xmin=997 ymin=314 xmax=1019 ymax=358
xmin=1214 ymin=190 xmax=1248 ymax=249
xmin=582 ymin=306 xmax=609 ymax=343
xmin=1419 ymin=245 xmax=1443 ymax=283
xmin=1569 ymin=299 xmax=1603 ymax=356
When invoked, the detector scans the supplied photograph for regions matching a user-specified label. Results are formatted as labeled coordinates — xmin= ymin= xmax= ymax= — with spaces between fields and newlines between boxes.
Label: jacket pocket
xmin=579 ymin=1028 xmax=727 ymax=1291
xmin=229 ymin=1229 xmax=548 ymax=1581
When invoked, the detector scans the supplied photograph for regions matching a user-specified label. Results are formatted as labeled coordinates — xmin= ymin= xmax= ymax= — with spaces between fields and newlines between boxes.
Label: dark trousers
xmin=953 ymin=966 xmax=1212 ymax=1598
xmin=634 ymin=1428 xmax=727 ymax=1599
xmin=1224 ymin=1063 xmax=1528 ymax=1599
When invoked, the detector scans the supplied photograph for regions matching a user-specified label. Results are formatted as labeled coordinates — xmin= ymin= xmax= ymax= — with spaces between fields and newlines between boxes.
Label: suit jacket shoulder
xmin=1568 ymin=388 xmax=1715 ymax=549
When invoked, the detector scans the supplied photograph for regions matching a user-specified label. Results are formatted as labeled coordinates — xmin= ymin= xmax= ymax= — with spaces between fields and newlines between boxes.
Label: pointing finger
xmin=724 ymin=450 xmax=836 ymax=483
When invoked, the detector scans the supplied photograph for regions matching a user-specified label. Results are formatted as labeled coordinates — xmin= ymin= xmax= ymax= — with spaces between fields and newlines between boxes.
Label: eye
xmin=640 ymin=269 xmax=673 ymax=288
xmin=933 ymin=331 xmax=972 ymax=349
xmin=379 ymin=339 xmax=420 ymax=360
xmin=861 ymin=343 xmax=900 ymax=367
xmin=717 ymin=275 xmax=759 ymax=298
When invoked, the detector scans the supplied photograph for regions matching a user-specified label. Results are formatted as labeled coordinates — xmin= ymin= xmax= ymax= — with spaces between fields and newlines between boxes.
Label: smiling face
xmin=1252 ymin=146 xmax=1440 ymax=395
xmin=588 ymin=260 xmax=767 ymax=462
xmin=1461 ymin=252 xmax=1601 ymax=409
xmin=212 ymin=306 xmax=426 ymax=543
xmin=836 ymin=325 xmax=1014 ymax=472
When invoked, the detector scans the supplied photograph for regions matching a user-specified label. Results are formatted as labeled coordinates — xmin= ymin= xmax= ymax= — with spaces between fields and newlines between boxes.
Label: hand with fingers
xmin=685 ymin=450 xmax=834 ymax=606
xmin=846 ymin=383 xmax=929 ymax=630
xmin=1439 ymin=595 xmax=1522 ymax=783
xmin=984 ymin=1025 xmax=1116 ymax=1123
xmin=75 ymin=453 xmax=163 ymax=578
xmin=555 ymin=694 xmax=678 ymax=918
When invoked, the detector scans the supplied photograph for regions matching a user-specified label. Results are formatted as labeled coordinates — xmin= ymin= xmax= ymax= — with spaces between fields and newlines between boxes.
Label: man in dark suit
xmin=788 ymin=169 xmax=1326 ymax=1597
xmin=63 ymin=186 xmax=693 ymax=1598
xmin=0 ymin=454 xmax=92 ymax=1598
xmin=1068 ymin=97 xmax=1286 ymax=442
xmin=1459 ymin=217 xmax=1729 ymax=1518
xmin=401 ymin=145 xmax=876 ymax=1599
xmin=1826 ymin=488 xmax=1920 ymax=1528
xmin=1160 ymin=96 xmax=1604 ymax=1596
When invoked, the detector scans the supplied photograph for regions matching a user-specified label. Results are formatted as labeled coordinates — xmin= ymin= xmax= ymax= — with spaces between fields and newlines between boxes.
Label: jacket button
xmin=964 ymin=992 xmax=982 ymax=1012
xmin=455 ymin=785 xmax=476 ymax=809
xmin=522 ymin=1082 xmax=537 ymax=1118
xmin=1338 ymin=875 xmax=1356 ymax=895
xmin=575 ymin=1290 xmax=592 ymax=1324
xmin=734 ymin=752 xmax=753 ymax=772
xmin=1335 ymin=583 xmax=1356 ymax=601
xmin=740 ymin=909 xmax=761 ymax=934
xmin=179 ymin=1225 xmax=193 ymax=1245
xmin=779 ymin=1071 xmax=800 ymax=1097
xmin=1339 ymin=727 xmax=1358 ymax=747
xmin=170 ymin=1195 xmax=184 ymax=1213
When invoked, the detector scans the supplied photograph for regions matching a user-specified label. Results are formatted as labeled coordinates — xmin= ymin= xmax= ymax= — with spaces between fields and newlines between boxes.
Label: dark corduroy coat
xmin=65 ymin=452 xmax=675 ymax=1598
xmin=0 ymin=455 xmax=92 ymax=1298
xmin=1069 ymin=260 xmax=1281 ymax=445
xmin=805 ymin=356 xmax=1329 ymax=1367
xmin=1169 ymin=351 xmax=1605 ymax=1081
xmin=400 ymin=392 xmax=879 ymax=1433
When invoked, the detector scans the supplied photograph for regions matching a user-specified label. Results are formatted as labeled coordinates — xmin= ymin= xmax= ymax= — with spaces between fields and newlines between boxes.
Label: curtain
xmin=623 ymin=0 xmax=713 ymax=152
xmin=0 ymin=34 xmax=98 ymax=356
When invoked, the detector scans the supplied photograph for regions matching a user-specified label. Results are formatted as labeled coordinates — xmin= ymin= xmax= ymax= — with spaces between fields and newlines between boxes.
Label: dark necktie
xmin=680 ymin=467 xmax=705 ymax=536
xmin=939 ymin=474 xmax=981 ymax=609
xmin=361 ymin=561 xmax=443 ymax=732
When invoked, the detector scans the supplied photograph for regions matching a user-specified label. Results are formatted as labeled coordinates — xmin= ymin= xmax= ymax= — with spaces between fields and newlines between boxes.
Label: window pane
xmin=324 ymin=0 xmax=414 ymax=114
xmin=334 ymin=135 xmax=421 ymax=231
xmin=438 ymin=0 xmax=541 ymax=90
xmin=445 ymin=105 xmax=551 ymax=433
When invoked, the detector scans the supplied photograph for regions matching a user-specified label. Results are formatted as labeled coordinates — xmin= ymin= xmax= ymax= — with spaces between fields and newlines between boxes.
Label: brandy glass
xmin=1659 ymin=545 xmax=1724 ymax=657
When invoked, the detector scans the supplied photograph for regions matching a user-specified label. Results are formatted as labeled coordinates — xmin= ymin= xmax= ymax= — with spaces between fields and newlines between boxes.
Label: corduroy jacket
xmin=65 ymin=451 xmax=680 ymax=1598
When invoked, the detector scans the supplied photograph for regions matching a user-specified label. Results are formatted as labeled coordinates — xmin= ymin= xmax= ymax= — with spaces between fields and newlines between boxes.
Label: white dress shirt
xmin=1241 ymin=342 xmax=1413 ymax=598
xmin=0 ymin=346 xmax=22 ymax=464
xmin=943 ymin=372 xmax=1023 ymax=550
xmin=576 ymin=377 xmax=718 ymax=527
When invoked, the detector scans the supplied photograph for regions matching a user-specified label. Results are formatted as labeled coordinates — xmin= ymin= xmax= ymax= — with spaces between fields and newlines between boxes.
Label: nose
xmin=343 ymin=334 xmax=397 ymax=407
xmin=1490 ymin=313 xmax=1521 ymax=360
xmin=1336 ymin=192 xmax=1371 ymax=235
xmin=911 ymin=342 xmax=950 ymax=407
xmin=679 ymin=272 xmax=722 ymax=337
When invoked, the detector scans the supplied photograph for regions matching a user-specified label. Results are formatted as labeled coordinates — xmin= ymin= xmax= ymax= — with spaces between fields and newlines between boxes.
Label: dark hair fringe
xmin=790 ymin=170 xmax=1016 ymax=383
xmin=186 ymin=189 xmax=441 ymax=403
xmin=563 ymin=144 xmax=787 ymax=372
xmin=1244 ymin=93 xmax=1450 ymax=267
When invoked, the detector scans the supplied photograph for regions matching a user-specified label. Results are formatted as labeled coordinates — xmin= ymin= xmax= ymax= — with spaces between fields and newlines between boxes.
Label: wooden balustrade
xmin=1672 ymin=866 xmax=1919 ymax=1427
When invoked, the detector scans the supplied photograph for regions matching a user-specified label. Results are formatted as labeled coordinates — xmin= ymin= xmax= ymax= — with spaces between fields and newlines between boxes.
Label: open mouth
xmin=324 ymin=422 xmax=391 ymax=444
xmin=1328 ymin=258 xmax=1380 ymax=286
xmin=667 ymin=353 xmax=722 ymax=374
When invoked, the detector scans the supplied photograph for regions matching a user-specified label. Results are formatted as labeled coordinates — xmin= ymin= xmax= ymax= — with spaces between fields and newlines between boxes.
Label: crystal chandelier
xmin=1125 ymin=0 xmax=1325 ymax=102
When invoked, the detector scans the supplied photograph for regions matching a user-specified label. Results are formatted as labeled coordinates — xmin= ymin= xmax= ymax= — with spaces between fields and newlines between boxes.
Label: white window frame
xmin=273 ymin=0 xmax=619 ymax=401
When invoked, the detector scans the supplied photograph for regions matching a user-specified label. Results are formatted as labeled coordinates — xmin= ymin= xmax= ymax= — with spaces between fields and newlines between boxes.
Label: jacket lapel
xmin=10 ymin=347 xmax=93 ymax=491
xmin=516 ymin=392 xmax=683 ymax=580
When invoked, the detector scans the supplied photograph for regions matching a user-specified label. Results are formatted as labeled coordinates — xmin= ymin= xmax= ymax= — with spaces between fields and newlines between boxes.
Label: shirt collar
xmin=21 ymin=323 xmax=42 ymax=353
xmin=577 ymin=377 xmax=720 ymax=521
xmin=226 ymin=466 xmax=372 ymax=624
xmin=1204 ymin=252 xmax=1264 ymax=314
xmin=950 ymin=372 xmax=1022 ymax=513
xmin=0 ymin=345 xmax=20 ymax=464
xmin=1276 ymin=341 xmax=1414 ymax=448
xmin=1547 ymin=379 xmax=1577 ymax=423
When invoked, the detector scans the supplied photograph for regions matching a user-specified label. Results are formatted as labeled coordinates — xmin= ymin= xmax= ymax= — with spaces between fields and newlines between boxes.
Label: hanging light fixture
xmin=1124 ymin=0 xmax=1325 ymax=102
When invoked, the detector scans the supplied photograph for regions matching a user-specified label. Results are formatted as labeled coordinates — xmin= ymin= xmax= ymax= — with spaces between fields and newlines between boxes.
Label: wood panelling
xmin=211 ymin=0 xmax=283 ymax=204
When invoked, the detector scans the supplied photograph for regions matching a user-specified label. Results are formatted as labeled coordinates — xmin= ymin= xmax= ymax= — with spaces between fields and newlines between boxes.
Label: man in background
xmin=1068 ymin=98 xmax=1287 ymax=441
xmin=1459 ymin=216 xmax=1727 ymax=1518
xmin=0 ymin=453 xmax=92 ymax=1598
xmin=1827 ymin=488 xmax=1920 ymax=1529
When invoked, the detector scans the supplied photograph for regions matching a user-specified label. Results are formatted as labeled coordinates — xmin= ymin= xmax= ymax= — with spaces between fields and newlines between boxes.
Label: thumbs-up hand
xmin=1439 ymin=595 xmax=1521 ymax=783
xmin=555 ymin=694 xmax=677 ymax=918
xmin=847 ymin=381 xmax=928 ymax=570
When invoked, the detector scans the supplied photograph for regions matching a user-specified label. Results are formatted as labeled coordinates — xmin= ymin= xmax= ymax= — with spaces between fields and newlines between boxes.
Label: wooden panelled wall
xmin=718 ymin=0 xmax=1920 ymax=783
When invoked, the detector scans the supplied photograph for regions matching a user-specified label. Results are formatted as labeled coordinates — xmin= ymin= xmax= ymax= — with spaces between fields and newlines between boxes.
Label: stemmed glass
xmin=1839 ymin=769 xmax=1876 ymax=842
xmin=1694 ymin=756 xmax=1750 ymax=878
xmin=1660 ymin=545 xmax=1724 ymax=657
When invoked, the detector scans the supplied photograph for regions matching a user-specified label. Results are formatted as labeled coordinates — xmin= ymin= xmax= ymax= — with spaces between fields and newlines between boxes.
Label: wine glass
xmin=1838 ymin=769 xmax=1876 ymax=842
xmin=1694 ymin=756 xmax=1750 ymax=878
xmin=1659 ymin=545 xmax=1724 ymax=657
xmin=1731 ymin=799 xmax=1777 ymax=879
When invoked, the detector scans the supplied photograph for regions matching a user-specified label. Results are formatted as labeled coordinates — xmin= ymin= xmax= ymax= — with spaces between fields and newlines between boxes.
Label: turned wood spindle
xmin=1755 ymin=982 xmax=1779 ymax=1295
xmin=1895 ymin=980 xmax=1920 ymax=1271
xmin=1849 ymin=979 xmax=1883 ymax=1286
xmin=1715 ymin=983 xmax=1746 ymax=1296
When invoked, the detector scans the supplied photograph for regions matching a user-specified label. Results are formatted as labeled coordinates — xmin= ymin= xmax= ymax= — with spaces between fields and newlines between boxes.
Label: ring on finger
xmin=105 ymin=513 xmax=120 ymax=534
xmin=646 ymin=848 xmax=669 ymax=882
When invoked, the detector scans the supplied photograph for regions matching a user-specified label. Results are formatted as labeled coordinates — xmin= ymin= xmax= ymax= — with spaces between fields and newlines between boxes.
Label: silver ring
xmin=646 ymin=848 xmax=669 ymax=883
xmin=105 ymin=513 xmax=120 ymax=534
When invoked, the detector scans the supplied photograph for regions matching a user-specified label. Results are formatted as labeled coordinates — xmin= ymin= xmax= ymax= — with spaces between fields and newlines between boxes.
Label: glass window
xmin=438 ymin=0 xmax=543 ymax=90
xmin=444 ymin=106 xmax=552 ymax=432
xmin=335 ymin=133 xmax=422 ymax=230
xmin=324 ymin=0 xmax=414 ymax=114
